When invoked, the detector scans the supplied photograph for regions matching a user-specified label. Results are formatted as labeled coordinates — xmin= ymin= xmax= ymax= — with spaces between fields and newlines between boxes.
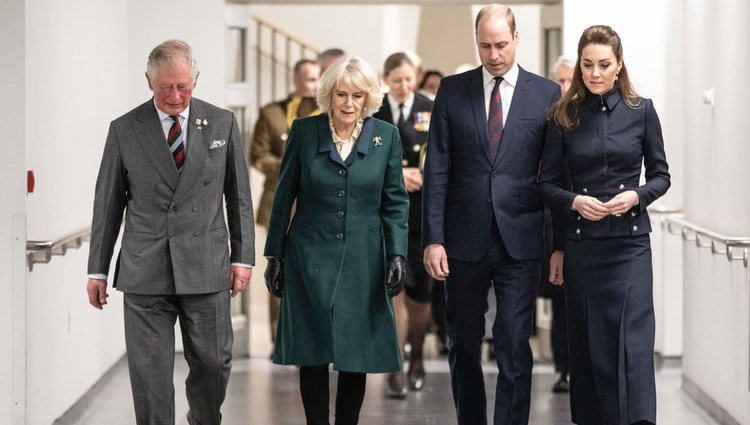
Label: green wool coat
xmin=264 ymin=114 xmax=409 ymax=373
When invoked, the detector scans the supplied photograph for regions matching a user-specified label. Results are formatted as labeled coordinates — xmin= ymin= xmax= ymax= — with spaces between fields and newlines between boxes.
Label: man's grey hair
xmin=146 ymin=39 xmax=200 ymax=81
xmin=551 ymin=56 xmax=575 ymax=74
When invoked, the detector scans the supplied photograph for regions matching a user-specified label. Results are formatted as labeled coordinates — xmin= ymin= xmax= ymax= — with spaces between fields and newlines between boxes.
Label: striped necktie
xmin=487 ymin=76 xmax=504 ymax=158
xmin=167 ymin=115 xmax=185 ymax=169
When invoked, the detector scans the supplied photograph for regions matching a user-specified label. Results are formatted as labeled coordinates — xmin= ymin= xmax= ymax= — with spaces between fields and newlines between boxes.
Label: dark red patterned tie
xmin=487 ymin=76 xmax=504 ymax=158
xmin=167 ymin=115 xmax=185 ymax=169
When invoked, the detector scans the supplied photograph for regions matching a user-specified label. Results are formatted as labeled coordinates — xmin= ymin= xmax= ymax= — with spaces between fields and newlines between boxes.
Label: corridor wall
xmin=0 ymin=1 xmax=28 ymax=423
xmin=681 ymin=0 xmax=750 ymax=423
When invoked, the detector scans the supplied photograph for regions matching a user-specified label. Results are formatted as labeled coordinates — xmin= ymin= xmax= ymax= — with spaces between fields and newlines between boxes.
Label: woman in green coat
xmin=263 ymin=56 xmax=410 ymax=425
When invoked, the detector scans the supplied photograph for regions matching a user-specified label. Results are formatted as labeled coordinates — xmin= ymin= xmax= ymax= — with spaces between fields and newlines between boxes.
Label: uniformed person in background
xmin=374 ymin=51 xmax=435 ymax=398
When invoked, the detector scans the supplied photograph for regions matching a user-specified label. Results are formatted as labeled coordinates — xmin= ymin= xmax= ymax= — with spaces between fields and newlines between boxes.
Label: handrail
xmin=26 ymin=226 xmax=91 ymax=271
xmin=664 ymin=215 xmax=749 ymax=268
xmin=649 ymin=205 xmax=684 ymax=214
xmin=252 ymin=15 xmax=320 ymax=107
xmin=251 ymin=16 xmax=320 ymax=54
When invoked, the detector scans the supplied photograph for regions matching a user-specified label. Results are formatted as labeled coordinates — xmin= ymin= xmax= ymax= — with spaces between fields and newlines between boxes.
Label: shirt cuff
xmin=88 ymin=273 xmax=108 ymax=280
xmin=231 ymin=263 xmax=253 ymax=269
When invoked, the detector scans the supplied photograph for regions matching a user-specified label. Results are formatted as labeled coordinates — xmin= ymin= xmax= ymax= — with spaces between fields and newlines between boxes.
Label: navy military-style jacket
xmin=540 ymin=87 xmax=670 ymax=248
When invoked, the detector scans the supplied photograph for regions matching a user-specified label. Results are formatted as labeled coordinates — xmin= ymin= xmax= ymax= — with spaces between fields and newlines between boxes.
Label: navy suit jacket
xmin=422 ymin=65 xmax=560 ymax=262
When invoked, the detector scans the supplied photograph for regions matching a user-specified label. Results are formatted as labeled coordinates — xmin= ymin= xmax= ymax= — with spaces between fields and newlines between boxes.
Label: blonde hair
xmin=316 ymin=56 xmax=383 ymax=118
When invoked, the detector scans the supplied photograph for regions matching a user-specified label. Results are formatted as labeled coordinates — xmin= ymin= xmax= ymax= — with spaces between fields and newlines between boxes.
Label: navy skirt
xmin=564 ymin=234 xmax=656 ymax=425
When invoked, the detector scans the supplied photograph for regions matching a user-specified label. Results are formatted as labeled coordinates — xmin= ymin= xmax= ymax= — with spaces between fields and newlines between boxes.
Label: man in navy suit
xmin=422 ymin=5 xmax=560 ymax=424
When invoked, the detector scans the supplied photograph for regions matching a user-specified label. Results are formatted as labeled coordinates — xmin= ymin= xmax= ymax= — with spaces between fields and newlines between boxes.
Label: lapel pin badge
xmin=195 ymin=118 xmax=208 ymax=130
xmin=373 ymin=136 xmax=382 ymax=147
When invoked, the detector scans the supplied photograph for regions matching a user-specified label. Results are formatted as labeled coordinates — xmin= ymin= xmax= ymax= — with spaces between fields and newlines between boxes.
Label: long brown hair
xmin=552 ymin=25 xmax=641 ymax=130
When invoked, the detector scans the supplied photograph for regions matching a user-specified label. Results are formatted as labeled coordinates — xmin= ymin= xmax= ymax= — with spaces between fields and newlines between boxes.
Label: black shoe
xmin=407 ymin=358 xmax=425 ymax=391
xmin=552 ymin=374 xmax=570 ymax=393
xmin=386 ymin=371 xmax=407 ymax=399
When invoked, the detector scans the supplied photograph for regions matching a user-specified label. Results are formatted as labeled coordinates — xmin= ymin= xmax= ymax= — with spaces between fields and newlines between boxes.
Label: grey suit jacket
xmin=88 ymin=98 xmax=255 ymax=294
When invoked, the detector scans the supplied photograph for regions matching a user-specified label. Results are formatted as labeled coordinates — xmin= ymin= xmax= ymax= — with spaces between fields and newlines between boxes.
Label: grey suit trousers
xmin=124 ymin=291 xmax=233 ymax=425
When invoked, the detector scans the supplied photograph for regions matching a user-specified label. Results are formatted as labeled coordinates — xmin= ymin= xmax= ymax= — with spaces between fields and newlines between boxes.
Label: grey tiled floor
xmin=68 ymin=355 xmax=718 ymax=425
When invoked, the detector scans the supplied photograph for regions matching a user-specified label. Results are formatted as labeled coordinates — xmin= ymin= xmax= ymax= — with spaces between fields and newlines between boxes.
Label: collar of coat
xmin=317 ymin=113 xmax=375 ymax=166
xmin=583 ymin=84 xmax=622 ymax=113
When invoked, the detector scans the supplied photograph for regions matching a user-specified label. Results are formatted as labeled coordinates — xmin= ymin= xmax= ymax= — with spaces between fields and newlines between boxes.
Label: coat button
xmin=575 ymin=228 xmax=581 ymax=235
xmin=601 ymin=106 xmax=607 ymax=112
xmin=336 ymin=233 xmax=344 ymax=240
xmin=582 ymin=188 xmax=588 ymax=194
xmin=631 ymin=211 xmax=636 ymax=217
xmin=487 ymin=198 xmax=491 ymax=203
xmin=338 ymin=190 xmax=345 ymax=197
xmin=619 ymin=184 xmax=625 ymax=190
xmin=577 ymin=215 xmax=581 ymax=221
xmin=193 ymin=231 xmax=200 ymax=237
xmin=339 ymin=169 xmax=347 ymax=176
xmin=492 ymin=173 xmax=497 ymax=178
xmin=192 ymin=206 xmax=198 ymax=212
xmin=337 ymin=211 xmax=345 ymax=218
xmin=402 ymin=159 xmax=409 ymax=166
xmin=204 ymin=180 xmax=210 ymax=186
xmin=168 ymin=208 xmax=174 ymax=214
xmin=632 ymin=225 xmax=638 ymax=231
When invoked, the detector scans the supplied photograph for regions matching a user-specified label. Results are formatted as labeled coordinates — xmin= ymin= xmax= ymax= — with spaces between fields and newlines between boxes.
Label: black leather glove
xmin=385 ymin=255 xmax=407 ymax=298
xmin=264 ymin=257 xmax=283 ymax=298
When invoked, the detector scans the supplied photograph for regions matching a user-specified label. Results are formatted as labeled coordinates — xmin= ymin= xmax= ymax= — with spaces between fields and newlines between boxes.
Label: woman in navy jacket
xmin=540 ymin=25 xmax=670 ymax=425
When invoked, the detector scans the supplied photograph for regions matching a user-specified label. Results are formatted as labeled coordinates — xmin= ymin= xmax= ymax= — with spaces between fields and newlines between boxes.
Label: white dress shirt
xmin=387 ymin=92 xmax=415 ymax=125
xmin=482 ymin=63 xmax=518 ymax=125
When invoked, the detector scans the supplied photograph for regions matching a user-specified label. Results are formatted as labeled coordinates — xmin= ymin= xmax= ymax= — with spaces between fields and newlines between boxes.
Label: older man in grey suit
xmin=86 ymin=39 xmax=255 ymax=425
